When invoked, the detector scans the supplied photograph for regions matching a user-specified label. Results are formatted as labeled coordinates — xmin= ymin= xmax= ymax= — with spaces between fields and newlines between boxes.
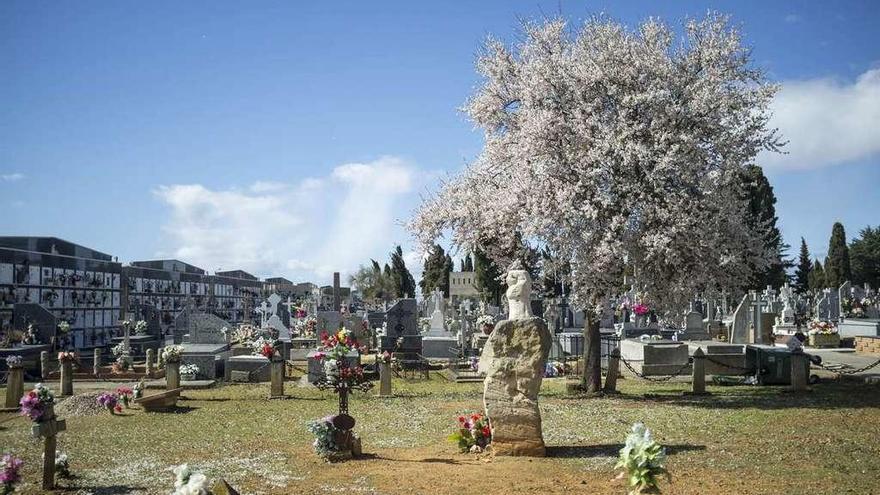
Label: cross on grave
xmin=32 ymin=405 xmax=67 ymax=490
xmin=266 ymin=293 xmax=282 ymax=316
xmin=256 ymin=301 xmax=271 ymax=328
xmin=749 ymin=290 xmax=771 ymax=344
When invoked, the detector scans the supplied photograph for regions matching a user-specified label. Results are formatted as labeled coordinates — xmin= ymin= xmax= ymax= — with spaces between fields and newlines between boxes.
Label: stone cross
xmin=257 ymin=301 xmax=271 ymax=328
xmin=122 ymin=320 xmax=132 ymax=354
xmin=32 ymin=404 xmax=66 ymax=490
xmin=749 ymin=290 xmax=771 ymax=343
xmin=333 ymin=272 xmax=341 ymax=312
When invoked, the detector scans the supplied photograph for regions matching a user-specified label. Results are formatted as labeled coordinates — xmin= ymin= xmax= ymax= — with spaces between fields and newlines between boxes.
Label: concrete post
xmin=93 ymin=348 xmax=101 ymax=376
xmin=790 ymin=351 xmax=808 ymax=392
xmin=379 ymin=361 xmax=393 ymax=397
xmin=270 ymin=357 xmax=284 ymax=398
xmin=691 ymin=348 xmax=708 ymax=395
xmin=40 ymin=351 xmax=49 ymax=379
xmin=60 ymin=361 xmax=73 ymax=396
xmin=166 ymin=361 xmax=180 ymax=390
xmin=4 ymin=365 xmax=24 ymax=409
xmin=145 ymin=348 xmax=155 ymax=375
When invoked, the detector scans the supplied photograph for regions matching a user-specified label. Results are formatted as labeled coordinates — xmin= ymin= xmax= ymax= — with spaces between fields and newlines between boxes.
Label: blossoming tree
xmin=409 ymin=14 xmax=781 ymax=392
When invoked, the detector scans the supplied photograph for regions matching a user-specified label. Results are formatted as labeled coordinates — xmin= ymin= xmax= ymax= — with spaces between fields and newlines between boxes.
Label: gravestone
xmin=316 ymin=311 xmax=342 ymax=335
xmin=620 ymin=339 xmax=690 ymax=375
xmin=680 ymin=303 xmax=710 ymax=340
xmin=12 ymin=304 xmax=57 ymax=345
xmin=225 ymin=355 xmax=271 ymax=382
xmin=177 ymin=311 xmax=230 ymax=379
xmin=839 ymin=281 xmax=852 ymax=318
xmin=729 ymin=293 xmax=752 ymax=344
xmin=262 ymin=293 xmax=292 ymax=341
xmin=380 ymin=299 xmax=422 ymax=355
xmin=423 ymin=293 xmax=458 ymax=358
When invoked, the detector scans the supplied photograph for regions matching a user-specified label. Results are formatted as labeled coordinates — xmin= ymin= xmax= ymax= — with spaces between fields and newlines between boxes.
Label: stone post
xmin=60 ymin=361 xmax=73 ymax=396
xmin=269 ymin=356 xmax=284 ymax=398
xmin=93 ymin=348 xmax=102 ymax=376
xmin=690 ymin=348 xmax=708 ymax=395
xmin=145 ymin=348 xmax=155 ymax=375
xmin=166 ymin=361 xmax=181 ymax=390
xmin=790 ymin=351 xmax=808 ymax=392
xmin=40 ymin=350 xmax=49 ymax=379
xmin=603 ymin=348 xmax=620 ymax=393
xmin=378 ymin=361 xmax=392 ymax=397
xmin=4 ymin=365 xmax=24 ymax=409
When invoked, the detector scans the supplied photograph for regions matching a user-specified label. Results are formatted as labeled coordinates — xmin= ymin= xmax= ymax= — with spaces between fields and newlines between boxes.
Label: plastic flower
xmin=1 ymin=453 xmax=24 ymax=488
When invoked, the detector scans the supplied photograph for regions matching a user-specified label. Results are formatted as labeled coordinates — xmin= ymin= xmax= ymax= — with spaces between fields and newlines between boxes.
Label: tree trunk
xmin=581 ymin=310 xmax=602 ymax=393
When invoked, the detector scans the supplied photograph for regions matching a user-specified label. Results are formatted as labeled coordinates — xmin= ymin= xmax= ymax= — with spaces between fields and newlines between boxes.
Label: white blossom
xmin=409 ymin=14 xmax=780 ymax=316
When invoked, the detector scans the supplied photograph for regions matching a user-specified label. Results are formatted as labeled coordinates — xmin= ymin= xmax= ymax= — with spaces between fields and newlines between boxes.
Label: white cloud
xmin=762 ymin=69 xmax=880 ymax=170
xmin=1 ymin=173 xmax=24 ymax=182
xmin=784 ymin=13 xmax=802 ymax=24
xmin=154 ymin=156 xmax=421 ymax=284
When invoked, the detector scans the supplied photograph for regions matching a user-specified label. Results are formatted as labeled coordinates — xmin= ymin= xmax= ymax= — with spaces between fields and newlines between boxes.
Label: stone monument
xmin=479 ymin=262 xmax=551 ymax=456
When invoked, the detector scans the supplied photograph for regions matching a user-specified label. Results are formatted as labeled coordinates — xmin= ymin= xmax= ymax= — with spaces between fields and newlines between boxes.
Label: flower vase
xmin=4 ymin=365 xmax=24 ymax=409
xmin=166 ymin=361 xmax=181 ymax=390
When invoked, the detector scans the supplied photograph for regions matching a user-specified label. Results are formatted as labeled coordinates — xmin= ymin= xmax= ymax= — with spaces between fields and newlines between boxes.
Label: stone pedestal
xmin=378 ymin=362 xmax=392 ymax=397
xmin=166 ymin=361 xmax=181 ymax=390
xmin=421 ymin=336 xmax=459 ymax=359
xmin=60 ymin=361 xmax=73 ymax=396
xmin=4 ymin=366 xmax=24 ymax=409
xmin=93 ymin=348 xmax=102 ymax=376
xmin=480 ymin=317 xmax=551 ymax=457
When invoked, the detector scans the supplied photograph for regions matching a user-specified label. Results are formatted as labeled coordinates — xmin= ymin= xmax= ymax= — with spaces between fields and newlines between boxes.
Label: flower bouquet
xmin=171 ymin=463 xmax=210 ymax=495
xmin=251 ymin=335 xmax=281 ymax=359
xmin=20 ymin=383 xmax=55 ymax=422
xmin=57 ymin=321 xmax=71 ymax=334
xmin=42 ymin=450 xmax=71 ymax=479
xmin=5 ymin=355 xmax=22 ymax=368
xmin=448 ymin=412 xmax=492 ymax=453
xmin=116 ymin=386 xmax=134 ymax=408
xmin=314 ymin=329 xmax=369 ymax=389
xmin=96 ymin=392 xmax=122 ymax=414
xmin=615 ymin=422 xmax=668 ymax=495
xmin=133 ymin=319 xmax=148 ymax=335
xmin=111 ymin=343 xmax=132 ymax=372
xmin=230 ymin=324 xmax=256 ymax=346
xmin=808 ymin=320 xmax=840 ymax=348
xmin=58 ymin=351 xmax=77 ymax=363
xmin=180 ymin=363 xmax=200 ymax=381
xmin=633 ymin=303 xmax=649 ymax=316
xmin=307 ymin=416 xmax=340 ymax=459
xmin=293 ymin=317 xmax=317 ymax=338
xmin=1 ymin=454 xmax=23 ymax=495
xmin=476 ymin=314 xmax=495 ymax=335
xmin=162 ymin=344 xmax=184 ymax=364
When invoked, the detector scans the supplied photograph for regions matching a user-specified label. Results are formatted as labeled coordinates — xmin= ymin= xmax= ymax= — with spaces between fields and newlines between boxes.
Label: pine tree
xmin=808 ymin=259 xmax=826 ymax=291
xmin=850 ymin=226 xmax=880 ymax=289
xmin=825 ymin=222 xmax=852 ymax=289
xmin=794 ymin=238 xmax=812 ymax=294
xmin=741 ymin=165 xmax=791 ymax=288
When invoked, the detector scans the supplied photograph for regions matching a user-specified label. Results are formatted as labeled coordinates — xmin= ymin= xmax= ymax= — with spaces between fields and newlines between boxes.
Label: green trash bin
xmin=745 ymin=345 xmax=810 ymax=385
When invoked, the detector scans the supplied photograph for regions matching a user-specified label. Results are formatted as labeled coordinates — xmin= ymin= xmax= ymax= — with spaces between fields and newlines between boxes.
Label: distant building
xmin=449 ymin=270 xmax=479 ymax=304
xmin=0 ymin=236 xmax=123 ymax=348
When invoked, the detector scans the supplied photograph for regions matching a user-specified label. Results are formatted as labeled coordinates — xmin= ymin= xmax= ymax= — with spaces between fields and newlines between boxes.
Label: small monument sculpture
xmin=479 ymin=261 xmax=551 ymax=456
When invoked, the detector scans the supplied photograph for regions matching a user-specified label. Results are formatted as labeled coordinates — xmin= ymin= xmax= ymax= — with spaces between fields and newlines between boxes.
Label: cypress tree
xmin=825 ymin=222 xmax=852 ymax=289
xmin=741 ymin=165 xmax=791 ymax=288
xmin=794 ymin=238 xmax=812 ymax=294
xmin=473 ymin=247 xmax=503 ymax=305
xmin=850 ymin=226 xmax=880 ymax=289
xmin=420 ymin=245 xmax=448 ymax=297
xmin=808 ymin=259 xmax=826 ymax=291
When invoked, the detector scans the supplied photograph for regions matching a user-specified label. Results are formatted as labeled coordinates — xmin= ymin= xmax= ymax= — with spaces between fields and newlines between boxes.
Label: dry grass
xmin=1 ymin=374 xmax=878 ymax=494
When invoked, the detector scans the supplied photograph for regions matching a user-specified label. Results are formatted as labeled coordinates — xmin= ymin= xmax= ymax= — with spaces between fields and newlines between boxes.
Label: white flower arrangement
xmin=615 ymin=423 xmax=667 ymax=494
xmin=180 ymin=364 xmax=200 ymax=376
xmin=230 ymin=324 xmax=256 ymax=345
xmin=5 ymin=355 xmax=23 ymax=367
xmin=418 ymin=317 xmax=431 ymax=333
xmin=808 ymin=320 xmax=838 ymax=336
xmin=134 ymin=320 xmax=148 ymax=335
xmin=171 ymin=464 xmax=210 ymax=495
xmin=111 ymin=342 xmax=129 ymax=357
xmin=162 ymin=345 xmax=184 ymax=363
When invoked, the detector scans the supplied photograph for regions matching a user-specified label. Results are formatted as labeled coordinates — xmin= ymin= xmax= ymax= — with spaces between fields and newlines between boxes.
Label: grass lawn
xmin=1 ymin=373 xmax=878 ymax=494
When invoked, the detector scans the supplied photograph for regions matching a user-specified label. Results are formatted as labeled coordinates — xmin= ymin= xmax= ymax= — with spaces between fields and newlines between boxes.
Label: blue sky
xmin=1 ymin=1 xmax=878 ymax=283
